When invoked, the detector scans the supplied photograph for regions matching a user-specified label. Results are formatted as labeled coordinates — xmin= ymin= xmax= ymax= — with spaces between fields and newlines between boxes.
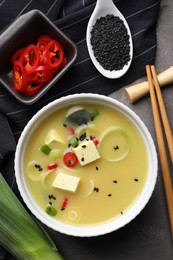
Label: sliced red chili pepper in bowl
xmin=21 ymin=44 xmax=40 ymax=73
xmin=13 ymin=62 xmax=27 ymax=92
xmin=13 ymin=63 xmax=42 ymax=96
xmin=27 ymin=66 xmax=54 ymax=84
xmin=11 ymin=48 xmax=25 ymax=64
xmin=37 ymin=35 xmax=52 ymax=53
xmin=37 ymin=35 xmax=52 ymax=65
xmin=45 ymin=40 xmax=64 ymax=71
xmin=63 ymin=152 xmax=78 ymax=167
xmin=24 ymin=82 xmax=42 ymax=96
xmin=11 ymin=35 xmax=67 ymax=96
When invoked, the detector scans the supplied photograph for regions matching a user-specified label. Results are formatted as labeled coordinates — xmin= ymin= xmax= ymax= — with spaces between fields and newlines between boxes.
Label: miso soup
xmin=24 ymin=103 xmax=148 ymax=226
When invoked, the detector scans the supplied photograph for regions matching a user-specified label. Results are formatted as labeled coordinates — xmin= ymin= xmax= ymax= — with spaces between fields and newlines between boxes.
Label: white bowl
xmin=15 ymin=93 xmax=157 ymax=237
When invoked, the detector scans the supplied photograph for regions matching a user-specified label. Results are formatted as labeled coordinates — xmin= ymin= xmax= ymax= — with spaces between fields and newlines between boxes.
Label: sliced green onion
xmin=49 ymin=149 xmax=62 ymax=158
xmin=99 ymin=126 xmax=130 ymax=162
xmin=75 ymin=123 xmax=96 ymax=137
xmin=46 ymin=206 xmax=57 ymax=216
xmin=0 ymin=173 xmax=63 ymax=260
xmin=41 ymin=170 xmax=55 ymax=190
xmin=65 ymin=207 xmax=81 ymax=223
xmin=27 ymin=160 xmax=43 ymax=181
xmin=41 ymin=144 xmax=51 ymax=155
xmin=69 ymin=136 xmax=79 ymax=148
xmin=66 ymin=106 xmax=84 ymax=118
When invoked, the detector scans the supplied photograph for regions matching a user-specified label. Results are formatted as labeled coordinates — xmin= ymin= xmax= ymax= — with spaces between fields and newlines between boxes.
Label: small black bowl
xmin=0 ymin=9 xmax=77 ymax=105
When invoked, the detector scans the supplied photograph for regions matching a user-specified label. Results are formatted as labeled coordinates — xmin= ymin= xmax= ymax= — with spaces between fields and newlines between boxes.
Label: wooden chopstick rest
xmin=125 ymin=66 xmax=173 ymax=103
xmin=146 ymin=65 xmax=173 ymax=239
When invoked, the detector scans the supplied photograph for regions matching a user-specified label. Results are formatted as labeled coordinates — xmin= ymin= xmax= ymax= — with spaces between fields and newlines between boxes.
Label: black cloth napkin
xmin=0 ymin=0 xmax=160 ymax=259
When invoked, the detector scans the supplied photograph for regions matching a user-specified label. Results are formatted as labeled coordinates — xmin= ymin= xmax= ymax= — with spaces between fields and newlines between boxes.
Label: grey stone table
xmin=109 ymin=0 xmax=173 ymax=258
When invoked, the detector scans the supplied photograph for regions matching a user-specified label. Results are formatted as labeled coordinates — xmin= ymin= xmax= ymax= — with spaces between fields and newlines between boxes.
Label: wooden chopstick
xmin=146 ymin=65 xmax=173 ymax=239
xmin=150 ymin=65 xmax=173 ymax=166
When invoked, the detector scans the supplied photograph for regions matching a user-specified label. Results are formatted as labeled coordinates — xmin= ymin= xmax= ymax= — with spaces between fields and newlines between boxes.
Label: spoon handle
xmin=95 ymin=0 xmax=116 ymax=10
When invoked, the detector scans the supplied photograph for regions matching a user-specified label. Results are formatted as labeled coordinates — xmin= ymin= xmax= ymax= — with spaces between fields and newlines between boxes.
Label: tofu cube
xmin=72 ymin=139 xmax=100 ymax=166
xmin=53 ymin=172 xmax=80 ymax=193
xmin=45 ymin=129 xmax=65 ymax=145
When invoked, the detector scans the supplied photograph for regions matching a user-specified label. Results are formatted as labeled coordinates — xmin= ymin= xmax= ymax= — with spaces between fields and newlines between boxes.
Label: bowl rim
xmin=14 ymin=93 xmax=158 ymax=237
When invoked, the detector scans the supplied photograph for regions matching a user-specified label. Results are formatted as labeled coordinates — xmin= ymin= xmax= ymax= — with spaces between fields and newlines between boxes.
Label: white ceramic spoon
xmin=86 ymin=0 xmax=133 ymax=79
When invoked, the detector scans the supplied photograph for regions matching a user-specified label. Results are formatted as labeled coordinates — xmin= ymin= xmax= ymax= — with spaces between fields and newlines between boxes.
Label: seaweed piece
xmin=66 ymin=109 xmax=91 ymax=125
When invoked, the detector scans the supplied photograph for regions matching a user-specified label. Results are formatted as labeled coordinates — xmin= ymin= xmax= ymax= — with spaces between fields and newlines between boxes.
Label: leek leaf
xmin=0 ymin=173 xmax=63 ymax=260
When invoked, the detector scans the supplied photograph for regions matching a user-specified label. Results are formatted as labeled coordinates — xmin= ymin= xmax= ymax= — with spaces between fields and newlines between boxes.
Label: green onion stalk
xmin=0 ymin=173 xmax=63 ymax=260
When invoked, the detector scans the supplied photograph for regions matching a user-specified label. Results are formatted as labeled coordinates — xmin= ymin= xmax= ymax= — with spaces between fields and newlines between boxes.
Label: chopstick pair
xmin=146 ymin=65 xmax=173 ymax=240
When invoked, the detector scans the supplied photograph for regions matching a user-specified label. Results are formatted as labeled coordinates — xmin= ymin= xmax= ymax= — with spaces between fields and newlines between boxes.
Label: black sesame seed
xmin=82 ymin=145 xmax=86 ymax=148
xmin=81 ymin=157 xmax=84 ymax=162
xmin=121 ymin=211 xmax=123 ymax=215
xmin=35 ymin=164 xmax=43 ymax=171
xmin=94 ymin=187 xmax=99 ymax=192
xmin=113 ymin=180 xmax=117 ymax=183
xmin=96 ymin=166 xmax=99 ymax=170
xmin=79 ymin=133 xmax=86 ymax=141
xmin=49 ymin=194 xmax=56 ymax=200
xmin=134 ymin=178 xmax=139 ymax=182
xmin=113 ymin=145 xmax=119 ymax=150
xmin=63 ymin=123 xmax=67 ymax=127
xmin=90 ymin=14 xmax=131 ymax=71
xmin=108 ymin=194 xmax=112 ymax=197
xmin=49 ymin=201 xmax=52 ymax=206
xmin=61 ymin=208 xmax=65 ymax=211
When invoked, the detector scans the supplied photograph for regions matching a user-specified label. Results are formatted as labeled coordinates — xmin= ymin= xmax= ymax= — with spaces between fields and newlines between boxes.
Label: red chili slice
xmin=13 ymin=62 xmax=27 ymax=91
xmin=21 ymin=44 xmax=40 ymax=73
xmin=37 ymin=35 xmax=52 ymax=65
xmin=28 ymin=66 xmax=54 ymax=84
xmin=45 ymin=40 xmax=64 ymax=71
xmin=63 ymin=152 xmax=78 ymax=167
xmin=67 ymin=127 xmax=75 ymax=135
xmin=47 ymin=163 xmax=58 ymax=170
xmin=37 ymin=35 xmax=52 ymax=53
xmin=11 ymin=48 xmax=25 ymax=64
xmin=24 ymin=82 xmax=42 ymax=96
xmin=61 ymin=198 xmax=68 ymax=210
xmin=92 ymin=136 xmax=99 ymax=145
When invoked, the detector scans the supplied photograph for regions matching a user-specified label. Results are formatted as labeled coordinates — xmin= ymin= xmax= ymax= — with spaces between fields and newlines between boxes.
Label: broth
xmin=24 ymin=103 xmax=148 ymax=226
